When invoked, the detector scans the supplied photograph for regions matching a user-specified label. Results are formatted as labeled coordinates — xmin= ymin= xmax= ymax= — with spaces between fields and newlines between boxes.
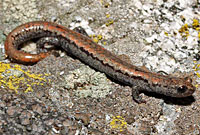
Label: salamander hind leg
xmin=132 ymin=86 xmax=146 ymax=103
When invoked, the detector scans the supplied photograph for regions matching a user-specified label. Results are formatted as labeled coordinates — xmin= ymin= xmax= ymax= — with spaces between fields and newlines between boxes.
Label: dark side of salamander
xmin=37 ymin=36 xmax=196 ymax=103
xmin=4 ymin=21 xmax=196 ymax=103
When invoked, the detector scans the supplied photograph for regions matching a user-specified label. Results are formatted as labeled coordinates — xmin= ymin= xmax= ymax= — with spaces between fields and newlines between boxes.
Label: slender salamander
xmin=4 ymin=21 xmax=195 ymax=103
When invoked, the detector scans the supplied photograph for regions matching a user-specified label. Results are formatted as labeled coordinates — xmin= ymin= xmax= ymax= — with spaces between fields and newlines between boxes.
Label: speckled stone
xmin=0 ymin=0 xmax=199 ymax=134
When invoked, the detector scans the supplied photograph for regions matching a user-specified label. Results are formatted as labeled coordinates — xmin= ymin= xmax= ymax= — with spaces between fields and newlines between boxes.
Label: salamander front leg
xmin=132 ymin=86 xmax=146 ymax=103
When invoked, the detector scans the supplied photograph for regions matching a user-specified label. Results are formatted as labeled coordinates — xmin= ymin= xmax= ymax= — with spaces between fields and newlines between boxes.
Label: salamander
xmin=4 ymin=21 xmax=195 ymax=103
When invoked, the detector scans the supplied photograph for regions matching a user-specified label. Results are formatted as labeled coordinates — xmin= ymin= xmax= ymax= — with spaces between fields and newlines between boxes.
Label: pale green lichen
xmin=2 ymin=0 xmax=39 ymax=23
xmin=64 ymin=66 xmax=112 ymax=98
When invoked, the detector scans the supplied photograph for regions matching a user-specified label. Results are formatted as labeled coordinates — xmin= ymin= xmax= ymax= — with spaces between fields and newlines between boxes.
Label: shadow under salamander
xmin=142 ymin=91 xmax=195 ymax=106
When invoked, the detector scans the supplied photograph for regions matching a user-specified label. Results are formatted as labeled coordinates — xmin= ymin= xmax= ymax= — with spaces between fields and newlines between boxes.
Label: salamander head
xmin=171 ymin=77 xmax=195 ymax=97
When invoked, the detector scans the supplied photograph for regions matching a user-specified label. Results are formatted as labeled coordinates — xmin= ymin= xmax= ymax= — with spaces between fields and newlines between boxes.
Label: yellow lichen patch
xmin=196 ymin=72 xmax=200 ymax=78
xmin=100 ymin=0 xmax=110 ymax=8
xmin=103 ymin=41 xmax=107 ymax=45
xmin=193 ymin=61 xmax=200 ymax=71
xmin=106 ymin=14 xmax=110 ymax=18
xmin=178 ymin=19 xmax=200 ymax=40
xmin=105 ymin=12 xmax=114 ymax=27
xmin=110 ymin=115 xmax=127 ymax=132
xmin=178 ymin=23 xmax=189 ymax=39
xmin=192 ymin=19 xmax=200 ymax=30
xmin=193 ymin=61 xmax=200 ymax=88
xmin=90 ymin=34 xmax=103 ymax=43
xmin=164 ymin=32 xmax=169 ymax=36
xmin=192 ymin=19 xmax=200 ymax=40
xmin=105 ymin=19 xmax=114 ymax=27
xmin=0 ymin=62 xmax=49 ymax=93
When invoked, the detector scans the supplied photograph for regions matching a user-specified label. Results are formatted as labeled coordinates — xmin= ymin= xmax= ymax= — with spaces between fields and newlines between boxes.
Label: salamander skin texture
xmin=4 ymin=21 xmax=196 ymax=103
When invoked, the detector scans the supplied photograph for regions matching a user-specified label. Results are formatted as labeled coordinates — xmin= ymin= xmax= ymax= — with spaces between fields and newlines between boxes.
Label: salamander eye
xmin=177 ymin=86 xmax=187 ymax=93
